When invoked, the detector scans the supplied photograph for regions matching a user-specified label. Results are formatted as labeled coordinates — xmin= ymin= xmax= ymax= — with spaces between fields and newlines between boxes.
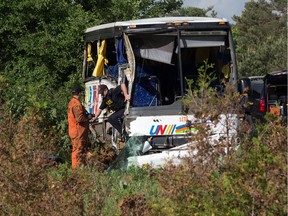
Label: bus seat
xmin=132 ymin=66 xmax=161 ymax=107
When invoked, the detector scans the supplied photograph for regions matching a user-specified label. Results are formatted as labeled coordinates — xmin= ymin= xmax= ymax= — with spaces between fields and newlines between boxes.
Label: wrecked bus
xmin=82 ymin=17 xmax=238 ymax=167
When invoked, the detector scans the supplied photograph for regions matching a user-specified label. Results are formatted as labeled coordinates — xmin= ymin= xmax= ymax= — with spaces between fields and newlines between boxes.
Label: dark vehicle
xmin=259 ymin=70 xmax=287 ymax=120
xmin=238 ymin=76 xmax=264 ymax=119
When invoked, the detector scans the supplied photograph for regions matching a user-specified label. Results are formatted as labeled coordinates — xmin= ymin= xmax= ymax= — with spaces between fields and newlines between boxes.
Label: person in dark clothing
xmin=92 ymin=83 xmax=130 ymax=135
xmin=240 ymin=86 xmax=253 ymax=125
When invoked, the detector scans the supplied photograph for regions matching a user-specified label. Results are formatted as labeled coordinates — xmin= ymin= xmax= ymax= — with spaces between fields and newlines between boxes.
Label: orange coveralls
xmin=68 ymin=97 xmax=89 ymax=169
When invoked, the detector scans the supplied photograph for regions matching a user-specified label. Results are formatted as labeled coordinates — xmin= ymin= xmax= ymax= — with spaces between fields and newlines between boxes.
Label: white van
xmin=82 ymin=17 xmax=239 ymax=168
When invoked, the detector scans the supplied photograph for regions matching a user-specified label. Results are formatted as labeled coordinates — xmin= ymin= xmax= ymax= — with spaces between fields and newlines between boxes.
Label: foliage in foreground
xmin=1 ymin=65 xmax=286 ymax=215
xmin=157 ymin=116 xmax=287 ymax=215
xmin=0 ymin=106 xmax=286 ymax=215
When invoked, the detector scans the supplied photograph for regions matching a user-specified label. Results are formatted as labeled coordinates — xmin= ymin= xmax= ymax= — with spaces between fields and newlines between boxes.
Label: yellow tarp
xmin=87 ymin=42 xmax=93 ymax=62
xmin=92 ymin=40 xmax=108 ymax=77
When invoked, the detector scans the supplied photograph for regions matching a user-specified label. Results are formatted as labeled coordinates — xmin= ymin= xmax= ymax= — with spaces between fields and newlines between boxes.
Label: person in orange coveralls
xmin=68 ymin=86 xmax=93 ymax=169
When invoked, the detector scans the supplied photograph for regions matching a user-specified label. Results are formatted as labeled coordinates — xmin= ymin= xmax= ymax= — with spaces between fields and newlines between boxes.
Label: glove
xmin=87 ymin=113 xmax=95 ymax=120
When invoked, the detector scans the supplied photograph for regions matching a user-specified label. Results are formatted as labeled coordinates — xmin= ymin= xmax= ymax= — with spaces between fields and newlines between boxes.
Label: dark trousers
xmin=108 ymin=108 xmax=125 ymax=134
xmin=244 ymin=114 xmax=253 ymax=125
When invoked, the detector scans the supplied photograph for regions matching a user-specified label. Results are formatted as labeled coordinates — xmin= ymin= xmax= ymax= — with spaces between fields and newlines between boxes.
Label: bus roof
xmin=84 ymin=17 xmax=229 ymax=42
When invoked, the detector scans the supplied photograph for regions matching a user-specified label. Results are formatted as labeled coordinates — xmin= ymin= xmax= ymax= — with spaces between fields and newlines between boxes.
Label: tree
xmin=0 ymin=0 xmax=92 ymax=155
xmin=167 ymin=6 xmax=216 ymax=17
xmin=1 ymin=1 xmax=87 ymax=99
xmin=74 ymin=0 xmax=183 ymax=23
xmin=232 ymin=0 xmax=287 ymax=77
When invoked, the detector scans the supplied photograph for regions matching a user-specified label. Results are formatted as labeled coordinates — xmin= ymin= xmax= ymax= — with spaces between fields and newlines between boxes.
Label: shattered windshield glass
xmin=108 ymin=135 xmax=150 ymax=171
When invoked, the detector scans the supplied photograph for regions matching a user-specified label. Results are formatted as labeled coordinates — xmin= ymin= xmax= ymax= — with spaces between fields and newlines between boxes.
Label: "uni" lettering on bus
xmin=149 ymin=125 xmax=177 ymax=135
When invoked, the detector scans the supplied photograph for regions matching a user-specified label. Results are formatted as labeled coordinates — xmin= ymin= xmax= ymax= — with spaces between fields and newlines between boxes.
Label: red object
xmin=259 ymin=98 xmax=266 ymax=113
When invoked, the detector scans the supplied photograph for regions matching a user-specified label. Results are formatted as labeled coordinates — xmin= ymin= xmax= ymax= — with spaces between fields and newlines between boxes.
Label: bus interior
xmin=85 ymin=32 xmax=233 ymax=109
